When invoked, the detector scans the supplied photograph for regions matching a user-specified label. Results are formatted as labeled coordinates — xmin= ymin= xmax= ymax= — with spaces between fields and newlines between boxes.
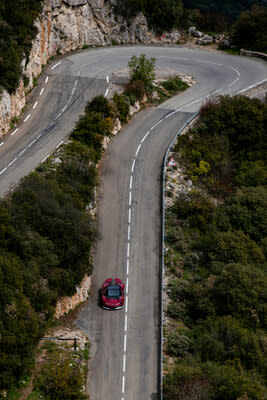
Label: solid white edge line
xmin=184 ymin=98 xmax=202 ymax=108
xmin=129 ymin=175 xmax=133 ymax=190
xmin=24 ymin=114 xmax=31 ymax=122
xmin=11 ymin=128 xmax=19 ymax=136
xmin=45 ymin=76 xmax=48 ymax=84
xmin=33 ymin=101 xmax=38 ymax=109
xmin=237 ymin=78 xmax=267 ymax=94
xmin=124 ymin=315 xmax=128 ymax=331
xmin=141 ymin=131 xmax=150 ymax=143
xmin=135 ymin=143 xmax=141 ymax=157
xmin=122 ymin=375 xmax=125 ymax=394
xmin=151 ymin=120 xmax=161 ymax=130
xmin=164 ymin=110 xmax=177 ymax=120
xmin=71 ymin=87 xmax=75 ymax=96
xmin=124 ymin=334 xmax=127 ymax=351
xmin=62 ymin=105 xmax=67 ymax=113
xmin=40 ymin=88 xmax=44 ymax=96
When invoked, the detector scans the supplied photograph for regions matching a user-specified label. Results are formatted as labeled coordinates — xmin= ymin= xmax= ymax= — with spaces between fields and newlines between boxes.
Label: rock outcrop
xmin=0 ymin=0 xmax=182 ymax=137
xmin=54 ymin=274 xmax=91 ymax=318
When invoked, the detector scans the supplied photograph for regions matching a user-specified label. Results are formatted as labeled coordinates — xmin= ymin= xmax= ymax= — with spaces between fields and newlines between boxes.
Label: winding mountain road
xmin=0 ymin=46 xmax=266 ymax=400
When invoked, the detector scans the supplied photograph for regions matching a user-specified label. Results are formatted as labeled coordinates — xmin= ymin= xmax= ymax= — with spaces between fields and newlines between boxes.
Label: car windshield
xmin=105 ymin=285 xmax=121 ymax=299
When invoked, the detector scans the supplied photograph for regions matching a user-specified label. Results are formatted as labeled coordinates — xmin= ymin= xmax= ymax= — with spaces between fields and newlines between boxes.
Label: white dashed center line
xmin=24 ymin=114 xmax=31 ymax=122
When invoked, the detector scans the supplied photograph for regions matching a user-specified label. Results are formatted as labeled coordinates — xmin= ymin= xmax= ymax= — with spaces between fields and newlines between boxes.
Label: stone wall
xmin=240 ymin=48 xmax=267 ymax=61
xmin=0 ymin=0 xmax=181 ymax=137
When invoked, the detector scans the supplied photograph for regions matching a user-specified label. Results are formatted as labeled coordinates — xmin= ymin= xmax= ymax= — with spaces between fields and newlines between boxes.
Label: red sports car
xmin=101 ymin=278 xmax=125 ymax=310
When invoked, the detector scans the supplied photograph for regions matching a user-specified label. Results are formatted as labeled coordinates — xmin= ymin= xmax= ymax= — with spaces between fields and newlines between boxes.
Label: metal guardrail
xmin=160 ymin=112 xmax=199 ymax=400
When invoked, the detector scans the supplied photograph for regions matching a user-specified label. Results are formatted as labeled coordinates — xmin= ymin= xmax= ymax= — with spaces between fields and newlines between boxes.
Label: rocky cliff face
xmin=0 ymin=0 xmax=181 ymax=137
xmin=54 ymin=274 xmax=91 ymax=318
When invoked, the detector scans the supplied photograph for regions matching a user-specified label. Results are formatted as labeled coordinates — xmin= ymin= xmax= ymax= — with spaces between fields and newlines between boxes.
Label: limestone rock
xmin=188 ymin=26 xmax=202 ymax=38
xmin=218 ymin=37 xmax=231 ymax=48
xmin=197 ymin=34 xmax=213 ymax=45
xmin=63 ymin=0 xmax=87 ymax=6
xmin=51 ymin=0 xmax=61 ymax=8
xmin=54 ymin=275 xmax=91 ymax=318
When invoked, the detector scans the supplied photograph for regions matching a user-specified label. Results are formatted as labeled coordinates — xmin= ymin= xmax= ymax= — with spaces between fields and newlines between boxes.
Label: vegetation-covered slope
xmin=163 ymin=95 xmax=267 ymax=399
xmin=182 ymin=0 xmax=266 ymax=21
xmin=0 ymin=95 xmax=113 ymax=391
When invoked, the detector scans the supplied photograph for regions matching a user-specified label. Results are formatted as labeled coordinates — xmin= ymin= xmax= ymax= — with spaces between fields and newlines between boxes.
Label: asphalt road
xmin=0 ymin=46 xmax=266 ymax=400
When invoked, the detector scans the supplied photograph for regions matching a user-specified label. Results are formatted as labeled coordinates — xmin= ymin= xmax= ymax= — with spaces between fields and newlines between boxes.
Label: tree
xmin=232 ymin=6 xmax=267 ymax=52
xmin=128 ymin=54 xmax=155 ymax=86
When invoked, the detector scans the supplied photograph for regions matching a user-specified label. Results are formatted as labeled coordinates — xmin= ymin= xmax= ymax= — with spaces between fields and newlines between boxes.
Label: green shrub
xmin=113 ymin=93 xmax=130 ymax=123
xmin=167 ymin=331 xmax=192 ymax=356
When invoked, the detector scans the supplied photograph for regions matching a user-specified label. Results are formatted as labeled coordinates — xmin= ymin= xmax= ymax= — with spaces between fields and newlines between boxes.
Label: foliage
xmin=113 ymin=93 xmax=130 ymax=123
xmin=0 ymin=0 xmax=42 ymax=93
xmin=128 ymin=54 xmax=156 ymax=87
xmin=164 ymin=95 xmax=267 ymax=397
xmin=182 ymin=0 xmax=266 ymax=31
xmin=112 ymin=0 xmax=265 ymax=33
xmin=167 ymin=331 xmax=192 ymax=356
xmin=232 ymin=6 xmax=267 ymax=52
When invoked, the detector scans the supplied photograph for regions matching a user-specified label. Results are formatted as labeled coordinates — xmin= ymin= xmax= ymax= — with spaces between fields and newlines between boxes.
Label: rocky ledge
xmin=0 ymin=0 xmax=182 ymax=136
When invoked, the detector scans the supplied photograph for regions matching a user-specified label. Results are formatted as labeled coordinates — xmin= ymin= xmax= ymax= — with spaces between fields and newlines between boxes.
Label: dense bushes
xmin=164 ymin=95 xmax=267 ymax=398
xmin=231 ymin=6 xmax=267 ymax=52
